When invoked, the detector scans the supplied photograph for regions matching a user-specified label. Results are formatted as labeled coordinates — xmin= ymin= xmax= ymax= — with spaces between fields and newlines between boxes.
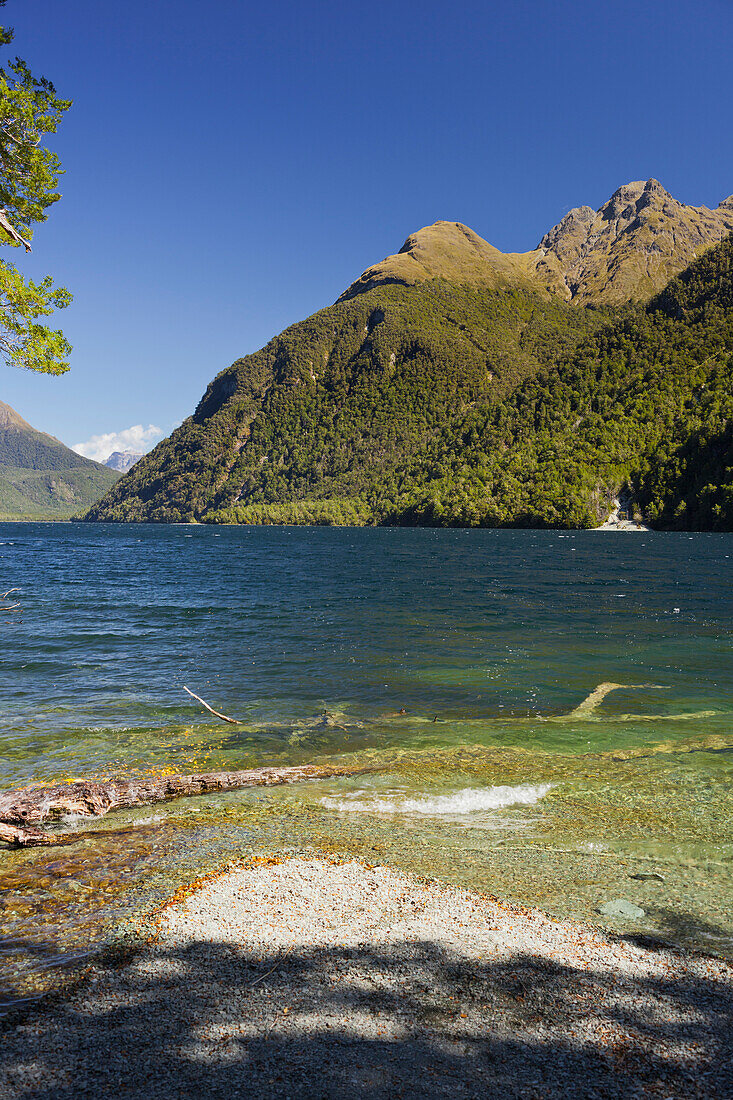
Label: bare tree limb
xmin=0 ymin=821 xmax=78 ymax=847
xmin=0 ymin=208 xmax=31 ymax=251
xmin=183 ymin=685 xmax=242 ymax=724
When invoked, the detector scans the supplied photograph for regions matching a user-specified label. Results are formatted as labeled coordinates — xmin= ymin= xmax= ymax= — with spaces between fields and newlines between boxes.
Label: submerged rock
xmin=598 ymin=898 xmax=646 ymax=920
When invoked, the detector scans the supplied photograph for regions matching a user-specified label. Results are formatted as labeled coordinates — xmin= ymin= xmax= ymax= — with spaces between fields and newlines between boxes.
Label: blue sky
xmin=2 ymin=0 xmax=733 ymax=457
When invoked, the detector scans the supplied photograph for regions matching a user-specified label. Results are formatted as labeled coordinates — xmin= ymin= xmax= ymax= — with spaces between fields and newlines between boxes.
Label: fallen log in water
xmin=0 ymin=821 xmax=82 ymax=847
xmin=0 ymin=761 xmax=372 ymax=848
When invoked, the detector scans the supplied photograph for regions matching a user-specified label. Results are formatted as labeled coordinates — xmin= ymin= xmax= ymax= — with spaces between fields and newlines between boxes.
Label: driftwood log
xmin=0 ymin=761 xmax=372 ymax=848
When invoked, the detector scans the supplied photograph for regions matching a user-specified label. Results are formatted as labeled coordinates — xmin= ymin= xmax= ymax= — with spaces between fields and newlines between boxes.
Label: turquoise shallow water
xmin=1 ymin=523 xmax=732 ymax=1009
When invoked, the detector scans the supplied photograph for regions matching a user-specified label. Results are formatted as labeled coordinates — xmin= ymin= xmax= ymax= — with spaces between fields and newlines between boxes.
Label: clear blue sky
xmin=2 ymin=0 xmax=732 ymax=456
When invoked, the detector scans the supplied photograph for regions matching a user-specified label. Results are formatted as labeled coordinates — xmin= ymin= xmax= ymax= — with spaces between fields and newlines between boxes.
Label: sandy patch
xmin=2 ymin=856 xmax=731 ymax=1098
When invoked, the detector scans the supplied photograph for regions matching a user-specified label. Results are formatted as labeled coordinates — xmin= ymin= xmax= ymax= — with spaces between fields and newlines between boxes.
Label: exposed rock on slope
xmin=535 ymin=179 xmax=733 ymax=304
xmin=341 ymin=180 xmax=733 ymax=305
xmin=0 ymin=401 xmax=119 ymax=519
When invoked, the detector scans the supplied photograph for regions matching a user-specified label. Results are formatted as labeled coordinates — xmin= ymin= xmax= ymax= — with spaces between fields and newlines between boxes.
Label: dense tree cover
xmin=0 ymin=423 xmax=93 ymax=471
xmin=0 ymin=463 xmax=119 ymax=520
xmin=86 ymin=281 xmax=601 ymax=522
xmin=0 ymin=1 xmax=72 ymax=374
xmin=205 ymin=498 xmax=371 ymax=526
xmin=86 ymin=235 xmax=733 ymax=530
xmin=383 ymin=236 xmax=733 ymax=529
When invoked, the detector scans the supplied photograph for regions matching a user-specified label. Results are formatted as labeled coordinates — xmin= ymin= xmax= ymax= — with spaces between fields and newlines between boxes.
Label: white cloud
xmin=72 ymin=424 xmax=164 ymax=463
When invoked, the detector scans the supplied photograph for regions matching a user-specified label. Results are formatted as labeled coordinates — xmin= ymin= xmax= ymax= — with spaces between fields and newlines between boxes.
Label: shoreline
xmin=3 ymin=855 xmax=731 ymax=1098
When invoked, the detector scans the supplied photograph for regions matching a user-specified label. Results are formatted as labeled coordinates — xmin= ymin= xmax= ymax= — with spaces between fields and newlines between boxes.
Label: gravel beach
xmin=2 ymin=856 xmax=732 ymax=1099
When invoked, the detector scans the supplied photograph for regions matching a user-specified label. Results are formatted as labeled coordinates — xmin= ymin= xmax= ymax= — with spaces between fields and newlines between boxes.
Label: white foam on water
xmin=322 ymin=783 xmax=553 ymax=816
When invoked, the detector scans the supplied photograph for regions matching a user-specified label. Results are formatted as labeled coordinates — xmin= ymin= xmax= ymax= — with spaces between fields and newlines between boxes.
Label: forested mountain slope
xmin=380 ymin=235 xmax=733 ymax=530
xmin=84 ymin=282 xmax=602 ymax=523
xmin=85 ymin=183 xmax=733 ymax=530
xmin=0 ymin=401 xmax=119 ymax=519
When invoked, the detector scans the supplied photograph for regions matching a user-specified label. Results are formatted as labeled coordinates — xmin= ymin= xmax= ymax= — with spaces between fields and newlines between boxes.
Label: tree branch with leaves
xmin=0 ymin=0 xmax=72 ymax=374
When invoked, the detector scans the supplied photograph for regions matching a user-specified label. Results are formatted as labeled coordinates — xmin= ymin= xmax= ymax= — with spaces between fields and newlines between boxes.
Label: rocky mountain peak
xmin=0 ymin=399 xmax=33 ymax=431
xmin=598 ymin=178 xmax=678 ymax=225
xmin=104 ymin=451 xmax=144 ymax=473
xmin=535 ymin=179 xmax=733 ymax=303
xmin=338 ymin=180 xmax=732 ymax=306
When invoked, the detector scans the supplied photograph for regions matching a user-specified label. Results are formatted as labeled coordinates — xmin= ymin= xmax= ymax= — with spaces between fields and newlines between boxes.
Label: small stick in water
xmin=183 ymin=685 xmax=242 ymax=725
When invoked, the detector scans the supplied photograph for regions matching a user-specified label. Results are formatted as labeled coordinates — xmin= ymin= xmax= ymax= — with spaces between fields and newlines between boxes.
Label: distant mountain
xmin=0 ymin=401 xmax=120 ymax=519
xmin=341 ymin=180 xmax=733 ymax=305
xmin=83 ymin=181 xmax=733 ymax=529
xmin=104 ymin=451 xmax=143 ymax=473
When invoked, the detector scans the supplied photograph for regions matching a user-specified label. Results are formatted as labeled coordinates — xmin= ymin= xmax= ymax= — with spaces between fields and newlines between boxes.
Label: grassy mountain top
xmin=340 ymin=180 xmax=733 ymax=306
xmin=338 ymin=221 xmax=548 ymax=301
xmin=0 ymin=401 xmax=119 ymax=519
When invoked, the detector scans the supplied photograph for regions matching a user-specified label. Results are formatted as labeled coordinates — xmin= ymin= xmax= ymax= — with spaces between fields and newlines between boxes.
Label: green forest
xmin=86 ymin=235 xmax=733 ymax=530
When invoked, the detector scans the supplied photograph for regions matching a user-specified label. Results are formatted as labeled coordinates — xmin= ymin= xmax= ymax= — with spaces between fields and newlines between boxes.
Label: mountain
xmin=104 ymin=451 xmax=143 ymax=473
xmin=385 ymin=235 xmax=733 ymax=530
xmin=84 ymin=181 xmax=733 ymax=529
xmin=0 ymin=401 xmax=120 ymax=519
xmin=341 ymin=180 xmax=733 ymax=305
xmin=82 ymin=281 xmax=602 ymax=523
xmin=534 ymin=179 xmax=733 ymax=304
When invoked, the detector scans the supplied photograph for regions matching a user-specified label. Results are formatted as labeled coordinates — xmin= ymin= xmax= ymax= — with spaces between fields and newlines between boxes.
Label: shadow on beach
xmin=2 ymin=932 xmax=732 ymax=1099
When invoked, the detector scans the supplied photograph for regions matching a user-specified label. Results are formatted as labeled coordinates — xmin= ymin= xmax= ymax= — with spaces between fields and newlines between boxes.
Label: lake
xmin=1 ymin=523 xmax=732 ymax=1012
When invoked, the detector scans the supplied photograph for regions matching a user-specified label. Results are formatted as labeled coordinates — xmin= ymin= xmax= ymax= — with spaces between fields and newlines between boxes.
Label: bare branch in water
xmin=2 ymin=588 xmax=22 ymax=621
xmin=183 ymin=685 xmax=242 ymax=724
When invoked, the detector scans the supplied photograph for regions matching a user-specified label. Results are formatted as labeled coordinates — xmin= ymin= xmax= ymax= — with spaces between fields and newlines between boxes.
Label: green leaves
xmin=0 ymin=259 xmax=71 ymax=373
xmin=0 ymin=51 xmax=70 ymax=241
xmin=0 ymin=6 xmax=72 ymax=373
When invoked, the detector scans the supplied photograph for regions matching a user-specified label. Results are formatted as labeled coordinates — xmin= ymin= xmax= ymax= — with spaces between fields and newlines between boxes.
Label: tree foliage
xmin=0 ymin=0 xmax=72 ymax=374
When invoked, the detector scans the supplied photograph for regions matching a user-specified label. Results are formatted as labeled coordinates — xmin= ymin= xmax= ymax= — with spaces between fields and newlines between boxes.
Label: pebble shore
xmin=2 ymin=856 xmax=732 ymax=1098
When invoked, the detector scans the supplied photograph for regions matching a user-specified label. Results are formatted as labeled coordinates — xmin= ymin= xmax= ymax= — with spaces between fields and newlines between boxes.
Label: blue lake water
xmin=1 ymin=523 xmax=732 ymax=1008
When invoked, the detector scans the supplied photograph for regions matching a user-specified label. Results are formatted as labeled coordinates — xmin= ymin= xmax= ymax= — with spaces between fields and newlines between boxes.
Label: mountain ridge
xmin=340 ymin=180 xmax=733 ymax=305
xmin=0 ymin=400 xmax=120 ymax=519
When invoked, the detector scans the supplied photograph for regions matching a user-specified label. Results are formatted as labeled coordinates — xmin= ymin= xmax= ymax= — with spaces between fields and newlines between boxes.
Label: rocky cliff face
xmin=535 ymin=179 xmax=733 ymax=303
xmin=340 ymin=180 xmax=733 ymax=305
xmin=0 ymin=400 xmax=33 ymax=431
